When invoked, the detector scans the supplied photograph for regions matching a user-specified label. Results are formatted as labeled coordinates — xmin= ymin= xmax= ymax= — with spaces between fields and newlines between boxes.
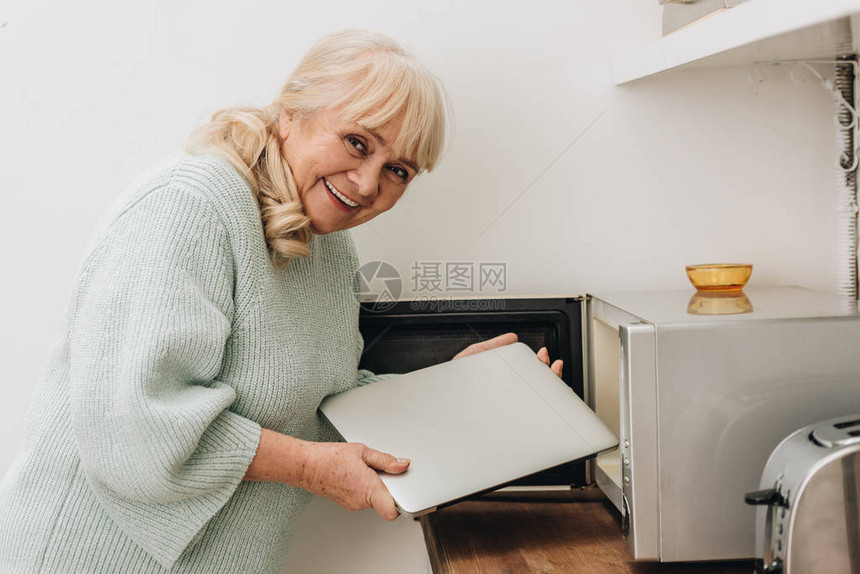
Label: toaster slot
xmin=811 ymin=415 xmax=860 ymax=448
xmin=834 ymin=418 xmax=860 ymax=430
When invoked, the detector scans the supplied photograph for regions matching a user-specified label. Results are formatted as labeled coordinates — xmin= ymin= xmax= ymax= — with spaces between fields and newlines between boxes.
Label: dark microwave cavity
xmin=357 ymin=297 xmax=586 ymax=487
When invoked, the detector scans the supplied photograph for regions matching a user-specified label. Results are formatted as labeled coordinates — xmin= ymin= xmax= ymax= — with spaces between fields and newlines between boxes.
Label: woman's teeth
xmin=324 ymin=179 xmax=358 ymax=208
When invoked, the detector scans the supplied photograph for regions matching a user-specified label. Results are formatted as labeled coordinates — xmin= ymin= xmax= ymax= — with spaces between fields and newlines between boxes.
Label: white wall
xmin=0 ymin=0 xmax=837 ymax=501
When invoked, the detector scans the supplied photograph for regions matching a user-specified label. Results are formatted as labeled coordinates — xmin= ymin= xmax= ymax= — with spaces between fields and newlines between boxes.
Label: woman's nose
xmin=350 ymin=163 xmax=381 ymax=202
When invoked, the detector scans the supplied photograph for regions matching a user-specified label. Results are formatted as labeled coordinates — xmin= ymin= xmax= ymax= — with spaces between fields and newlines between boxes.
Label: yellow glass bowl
xmin=685 ymin=264 xmax=753 ymax=292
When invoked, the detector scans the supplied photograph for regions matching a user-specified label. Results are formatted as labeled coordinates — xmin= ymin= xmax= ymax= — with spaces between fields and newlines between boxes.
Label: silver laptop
xmin=319 ymin=342 xmax=618 ymax=518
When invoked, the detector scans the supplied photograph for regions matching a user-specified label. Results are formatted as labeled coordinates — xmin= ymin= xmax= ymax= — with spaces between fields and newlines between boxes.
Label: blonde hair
xmin=187 ymin=30 xmax=449 ymax=268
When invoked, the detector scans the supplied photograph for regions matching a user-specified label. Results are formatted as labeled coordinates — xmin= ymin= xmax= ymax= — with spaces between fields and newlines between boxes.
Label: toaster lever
xmin=754 ymin=557 xmax=783 ymax=573
xmin=744 ymin=488 xmax=786 ymax=507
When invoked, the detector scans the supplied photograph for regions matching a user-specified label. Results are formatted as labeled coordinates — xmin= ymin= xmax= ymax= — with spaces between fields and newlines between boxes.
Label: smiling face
xmin=278 ymin=108 xmax=419 ymax=235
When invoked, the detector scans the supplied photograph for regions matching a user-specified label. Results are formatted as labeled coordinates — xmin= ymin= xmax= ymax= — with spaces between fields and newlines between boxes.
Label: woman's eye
xmin=346 ymin=136 xmax=366 ymax=154
xmin=388 ymin=165 xmax=409 ymax=181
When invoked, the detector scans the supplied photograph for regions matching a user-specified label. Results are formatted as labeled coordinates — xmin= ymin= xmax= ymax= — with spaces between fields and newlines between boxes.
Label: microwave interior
xmin=357 ymin=296 xmax=587 ymax=487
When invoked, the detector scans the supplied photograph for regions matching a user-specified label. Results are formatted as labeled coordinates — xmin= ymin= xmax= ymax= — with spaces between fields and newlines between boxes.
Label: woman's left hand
xmin=537 ymin=346 xmax=564 ymax=379
xmin=452 ymin=333 xmax=563 ymax=379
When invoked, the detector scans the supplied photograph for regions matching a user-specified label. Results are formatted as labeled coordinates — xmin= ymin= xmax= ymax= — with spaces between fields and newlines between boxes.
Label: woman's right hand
xmin=244 ymin=429 xmax=409 ymax=520
xmin=298 ymin=441 xmax=410 ymax=521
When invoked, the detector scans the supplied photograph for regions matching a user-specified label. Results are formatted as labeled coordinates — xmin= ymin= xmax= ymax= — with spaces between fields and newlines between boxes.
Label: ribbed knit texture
xmin=0 ymin=154 xmax=390 ymax=573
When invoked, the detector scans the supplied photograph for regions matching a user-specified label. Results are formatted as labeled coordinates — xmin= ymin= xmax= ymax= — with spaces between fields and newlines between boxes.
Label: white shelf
xmin=613 ymin=0 xmax=860 ymax=85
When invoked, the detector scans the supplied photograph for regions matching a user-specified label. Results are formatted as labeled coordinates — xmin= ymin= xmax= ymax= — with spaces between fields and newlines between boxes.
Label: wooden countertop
xmin=419 ymin=487 xmax=755 ymax=573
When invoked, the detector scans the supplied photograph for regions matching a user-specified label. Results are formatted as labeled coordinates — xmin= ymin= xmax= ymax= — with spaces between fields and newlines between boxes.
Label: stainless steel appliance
xmin=747 ymin=414 xmax=860 ymax=574
xmin=358 ymin=286 xmax=860 ymax=563
xmin=588 ymin=286 xmax=860 ymax=562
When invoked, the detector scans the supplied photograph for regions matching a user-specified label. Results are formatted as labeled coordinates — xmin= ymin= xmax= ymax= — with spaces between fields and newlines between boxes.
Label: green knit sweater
xmin=0 ymin=154 xmax=389 ymax=572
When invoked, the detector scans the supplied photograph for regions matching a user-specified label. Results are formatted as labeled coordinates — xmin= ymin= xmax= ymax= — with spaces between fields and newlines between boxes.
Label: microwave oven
xmin=587 ymin=286 xmax=860 ymax=562
xmin=357 ymin=286 xmax=860 ymax=563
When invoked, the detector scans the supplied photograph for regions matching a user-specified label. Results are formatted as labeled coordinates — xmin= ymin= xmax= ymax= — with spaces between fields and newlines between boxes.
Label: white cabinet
xmin=613 ymin=0 xmax=860 ymax=84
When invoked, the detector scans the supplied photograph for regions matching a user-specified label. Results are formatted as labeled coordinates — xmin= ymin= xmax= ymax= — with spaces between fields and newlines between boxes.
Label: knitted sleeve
xmin=354 ymin=329 xmax=396 ymax=387
xmin=356 ymin=369 xmax=396 ymax=386
xmin=67 ymin=185 xmax=261 ymax=568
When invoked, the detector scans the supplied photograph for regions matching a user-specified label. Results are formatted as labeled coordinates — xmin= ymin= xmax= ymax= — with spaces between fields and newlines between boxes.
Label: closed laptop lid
xmin=319 ymin=342 xmax=618 ymax=517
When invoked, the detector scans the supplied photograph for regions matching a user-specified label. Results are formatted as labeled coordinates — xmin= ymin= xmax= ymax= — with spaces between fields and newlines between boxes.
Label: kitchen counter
xmin=419 ymin=486 xmax=755 ymax=573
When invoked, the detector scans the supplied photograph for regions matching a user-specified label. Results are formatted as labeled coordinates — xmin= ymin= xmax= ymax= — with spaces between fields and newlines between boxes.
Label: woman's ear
xmin=278 ymin=113 xmax=293 ymax=140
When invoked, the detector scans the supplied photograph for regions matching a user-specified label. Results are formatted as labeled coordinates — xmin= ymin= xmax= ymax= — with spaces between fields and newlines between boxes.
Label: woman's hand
xmin=243 ymin=429 xmax=408 ymax=521
xmin=299 ymin=441 xmax=409 ymax=521
xmin=452 ymin=332 xmax=564 ymax=379
xmin=537 ymin=346 xmax=564 ymax=378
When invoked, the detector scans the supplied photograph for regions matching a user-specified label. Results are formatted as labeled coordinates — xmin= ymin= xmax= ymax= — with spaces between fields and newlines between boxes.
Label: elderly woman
xmin=0 ymin=30 xmax=561 ymax=573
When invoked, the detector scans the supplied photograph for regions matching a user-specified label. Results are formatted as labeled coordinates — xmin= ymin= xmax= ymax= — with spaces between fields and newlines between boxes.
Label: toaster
xmin=746 ymin=414 xmax=860 ymax=573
